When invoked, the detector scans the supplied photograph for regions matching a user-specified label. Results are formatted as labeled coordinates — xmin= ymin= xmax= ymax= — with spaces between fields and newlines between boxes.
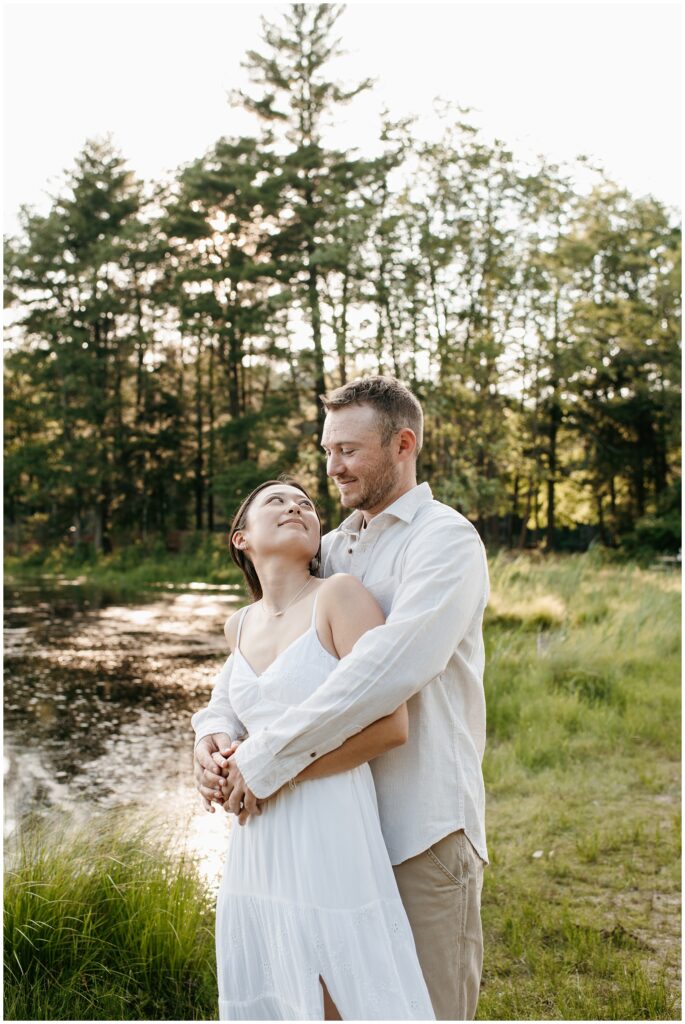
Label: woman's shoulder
xmin=318 ymin=572 xmax=369 ymax=599
xmin=317 ymin=573 xmax=384 ymax=623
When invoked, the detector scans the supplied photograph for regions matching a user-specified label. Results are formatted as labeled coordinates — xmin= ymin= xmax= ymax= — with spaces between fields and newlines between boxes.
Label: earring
xmin=310 ymin=555 xmax=320 ymax=573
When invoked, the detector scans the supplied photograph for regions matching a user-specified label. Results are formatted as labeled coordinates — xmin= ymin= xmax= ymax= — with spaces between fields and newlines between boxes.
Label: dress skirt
xmin=216 ymin=764 xmax=434 ymax=1020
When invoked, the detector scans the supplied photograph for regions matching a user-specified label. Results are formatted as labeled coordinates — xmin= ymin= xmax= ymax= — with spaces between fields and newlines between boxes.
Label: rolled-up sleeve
xmin=233 ymin=518 xmax=488 ymax=797
xmin=191 ymin=653 xmax=247 ymax=747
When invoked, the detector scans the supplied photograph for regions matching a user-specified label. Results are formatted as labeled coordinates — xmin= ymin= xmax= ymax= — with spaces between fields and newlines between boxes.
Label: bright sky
xmin=3 ymin=1 xmax=682 ymax=239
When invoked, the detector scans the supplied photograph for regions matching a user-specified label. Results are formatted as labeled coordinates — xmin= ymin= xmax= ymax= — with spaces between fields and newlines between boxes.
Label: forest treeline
xmin=4 ymin=4 xmax=681 ymax=555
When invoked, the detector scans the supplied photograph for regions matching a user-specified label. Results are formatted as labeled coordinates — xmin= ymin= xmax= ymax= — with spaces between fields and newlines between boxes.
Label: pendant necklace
xmin=262 ymin=574 xmax=314 ymax=618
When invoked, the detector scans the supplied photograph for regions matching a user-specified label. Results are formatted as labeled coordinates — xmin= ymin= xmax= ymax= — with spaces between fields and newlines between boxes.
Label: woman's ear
xmin=232 ymin=530 xmax=248 ymax=552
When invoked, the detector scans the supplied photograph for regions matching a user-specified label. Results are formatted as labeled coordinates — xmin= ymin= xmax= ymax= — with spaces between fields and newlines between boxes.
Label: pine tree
xmin=234 ymin=3 xmax=380 ymax=524
xmin=5 ymin=137 xmax=144 ymax=550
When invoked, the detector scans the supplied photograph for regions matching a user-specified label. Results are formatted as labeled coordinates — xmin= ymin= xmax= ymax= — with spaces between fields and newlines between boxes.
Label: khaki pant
xmin=393 ymin=830 xmax=485 ymax=1021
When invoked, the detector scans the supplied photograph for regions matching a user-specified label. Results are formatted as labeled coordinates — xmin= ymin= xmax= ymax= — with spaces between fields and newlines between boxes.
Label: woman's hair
xmin=228 ymin=477 xmax=322 ymax=601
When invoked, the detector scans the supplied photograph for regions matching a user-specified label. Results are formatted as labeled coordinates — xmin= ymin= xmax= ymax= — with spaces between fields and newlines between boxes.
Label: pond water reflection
xmin=4 ymin=578 xmax=243 ymax=887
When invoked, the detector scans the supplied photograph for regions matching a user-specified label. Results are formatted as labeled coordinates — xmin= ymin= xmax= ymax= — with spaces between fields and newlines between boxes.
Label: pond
xmin=3 ymin=577 xmax=244 ymax=885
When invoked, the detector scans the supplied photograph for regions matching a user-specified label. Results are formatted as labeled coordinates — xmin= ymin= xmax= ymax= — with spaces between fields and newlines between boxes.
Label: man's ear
xmin=397 ymin=428 xmax=417 ymax=459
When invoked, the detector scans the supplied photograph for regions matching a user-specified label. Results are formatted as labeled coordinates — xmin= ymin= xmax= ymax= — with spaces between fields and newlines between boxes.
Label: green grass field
xmin=479 ymin=554 xmax=681 ymax=1020
xmin=4 ymin=553 xmax=681 ymax=1020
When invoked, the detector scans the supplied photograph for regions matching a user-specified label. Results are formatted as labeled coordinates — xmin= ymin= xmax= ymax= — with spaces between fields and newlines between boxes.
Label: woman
xmin=212 ymin=478 xmax=434 ymax=1021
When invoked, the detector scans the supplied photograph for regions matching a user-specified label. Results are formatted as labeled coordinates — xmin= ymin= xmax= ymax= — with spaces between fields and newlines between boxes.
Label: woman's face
xmin=233 ymin=484 xmax=321 ymax=564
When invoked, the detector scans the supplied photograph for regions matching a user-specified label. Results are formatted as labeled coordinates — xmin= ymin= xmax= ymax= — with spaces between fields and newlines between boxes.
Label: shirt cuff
xmin=232 ymin=731 xmax=295 ymax=799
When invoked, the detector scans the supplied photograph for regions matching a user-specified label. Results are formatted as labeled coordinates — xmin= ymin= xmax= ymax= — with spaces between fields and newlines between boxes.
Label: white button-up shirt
xmin=192 ymin=482 xmax=489 ymax=865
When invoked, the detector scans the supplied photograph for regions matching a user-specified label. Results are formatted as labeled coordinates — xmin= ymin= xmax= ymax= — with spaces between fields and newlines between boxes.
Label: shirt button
xmin=310 ymin=752 xmax=316 ymax=758
xmin=348 ymin=548 xmax=353 ymax=554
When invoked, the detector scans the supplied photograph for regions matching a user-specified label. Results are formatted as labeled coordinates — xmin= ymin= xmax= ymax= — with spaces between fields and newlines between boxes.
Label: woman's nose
xmin=287 ymin=502 xmax=302 ymax=514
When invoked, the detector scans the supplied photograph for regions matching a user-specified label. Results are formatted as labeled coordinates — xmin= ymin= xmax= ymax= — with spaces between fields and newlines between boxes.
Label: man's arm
xmin=295 ymin=702 xmax=408 ymax=782
xmin=232 ymin=516 xmax=488 ymax=798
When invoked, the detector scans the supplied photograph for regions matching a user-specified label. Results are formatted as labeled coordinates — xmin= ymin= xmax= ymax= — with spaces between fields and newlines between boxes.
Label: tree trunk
xmin=208 ymin=336 xmax=216 ymax=533
xmin=194 ymin=335 xmax=204 ymax=531
xmin=226 ymin=321 xmax=248 ymax=462
xmin=545 ymin=404 xmax=558 ymax=553
xmin=518 ymin=480 xmax=533 ymax=548
xmin=596 ymin=493 xmax=607 ymax=546
xmin=306 ymin=254 xmax=333 ymax=526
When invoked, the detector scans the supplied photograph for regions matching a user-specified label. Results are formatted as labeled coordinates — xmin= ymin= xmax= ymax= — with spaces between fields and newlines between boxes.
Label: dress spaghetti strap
xmin=235 ymin=605 xmax=251 ymax=649
xmin=309 ymin=589 xmax=320 ymax=629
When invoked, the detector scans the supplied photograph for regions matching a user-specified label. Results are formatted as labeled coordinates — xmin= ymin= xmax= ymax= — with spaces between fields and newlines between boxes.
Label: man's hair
xmin=320 ymin=375 xmax=423 ymax=455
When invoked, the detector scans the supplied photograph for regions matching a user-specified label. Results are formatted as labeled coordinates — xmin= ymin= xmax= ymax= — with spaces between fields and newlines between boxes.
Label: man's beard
xmin=342 ymin=455 xmax=401 ymax=512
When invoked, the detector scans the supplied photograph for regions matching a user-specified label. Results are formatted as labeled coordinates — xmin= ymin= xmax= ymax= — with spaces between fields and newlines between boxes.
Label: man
xmin=192 ymin=375 xmax=489 ymax=1020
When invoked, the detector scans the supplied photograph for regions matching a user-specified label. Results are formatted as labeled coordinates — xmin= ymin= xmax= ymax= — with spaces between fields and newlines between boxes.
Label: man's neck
xmin=361 ymin=479 xmax=418 ymax=526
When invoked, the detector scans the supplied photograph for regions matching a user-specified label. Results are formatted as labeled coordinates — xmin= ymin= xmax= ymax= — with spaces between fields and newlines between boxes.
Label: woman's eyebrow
xmin=264 ymin=491 xmax=310 ymax=501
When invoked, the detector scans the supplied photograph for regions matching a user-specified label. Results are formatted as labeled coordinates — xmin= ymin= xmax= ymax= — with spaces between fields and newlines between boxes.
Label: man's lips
xmin=337 ymin=479 xmax=357 ymax=487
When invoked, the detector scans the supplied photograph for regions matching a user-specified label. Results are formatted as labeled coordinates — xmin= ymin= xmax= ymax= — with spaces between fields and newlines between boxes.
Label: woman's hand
xmin=211 ymin=739 xmax=243 ymax=768
xmin=213 ymin=742 xmax=269 ymax=825
xmin=194 ymin=732 xmax=233 ymax=811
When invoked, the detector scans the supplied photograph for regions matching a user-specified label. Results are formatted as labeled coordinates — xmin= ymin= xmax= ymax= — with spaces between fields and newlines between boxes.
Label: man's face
xmin=321 ymin=405 xmax=401 ymax=515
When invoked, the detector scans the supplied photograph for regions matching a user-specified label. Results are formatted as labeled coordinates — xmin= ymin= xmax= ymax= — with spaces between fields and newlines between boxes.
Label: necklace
xmin=261 ymin=574 xmax=314 ymax=618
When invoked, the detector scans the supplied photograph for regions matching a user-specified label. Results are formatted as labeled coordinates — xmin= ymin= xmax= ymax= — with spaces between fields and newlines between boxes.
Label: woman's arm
xmin=192 ymin=608 xmax=251 ymax=810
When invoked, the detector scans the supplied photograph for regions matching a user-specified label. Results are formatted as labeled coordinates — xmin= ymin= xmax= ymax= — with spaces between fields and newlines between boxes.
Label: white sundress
xmin=215 ymin=595 xmax=435 ymax=1021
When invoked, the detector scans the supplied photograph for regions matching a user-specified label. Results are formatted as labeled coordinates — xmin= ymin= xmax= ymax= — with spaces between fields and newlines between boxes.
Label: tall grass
xmin=4 ymin=815 xmax=217 ymax=1021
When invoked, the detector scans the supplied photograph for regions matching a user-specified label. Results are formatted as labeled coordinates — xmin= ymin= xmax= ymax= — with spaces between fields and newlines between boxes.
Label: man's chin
xmin=338 ymin=488 xmax=363 ymax=509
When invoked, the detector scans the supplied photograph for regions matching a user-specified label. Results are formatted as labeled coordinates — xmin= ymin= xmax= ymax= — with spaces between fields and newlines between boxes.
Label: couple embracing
xmin=192 ymin=376 xmax=489 ymax=1021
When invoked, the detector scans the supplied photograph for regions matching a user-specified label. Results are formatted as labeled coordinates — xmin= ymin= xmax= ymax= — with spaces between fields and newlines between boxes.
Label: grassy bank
xmin=4 ymin=533 xmax=243 ymax=593
xmin=4 ymin=554 xmax=681 ymax=1020
xmin=4 ymin=816 xmax=217 ymax=1021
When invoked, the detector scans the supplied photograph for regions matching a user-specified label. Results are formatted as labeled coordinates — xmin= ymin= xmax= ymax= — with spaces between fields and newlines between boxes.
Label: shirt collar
xmin=337 ymin=482 xmax=433 ymax=535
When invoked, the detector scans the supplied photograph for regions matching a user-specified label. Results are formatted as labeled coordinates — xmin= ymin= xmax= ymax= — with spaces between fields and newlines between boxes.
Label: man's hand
xmin=223 ymin=755 xmax=261 ymax=826
xmin=194 ymin=733 xmax=234 ymax=812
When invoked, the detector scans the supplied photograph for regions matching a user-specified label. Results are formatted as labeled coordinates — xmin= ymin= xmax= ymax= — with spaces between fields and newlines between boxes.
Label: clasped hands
xmin=194 ymin=733 xmax=264 ymax=826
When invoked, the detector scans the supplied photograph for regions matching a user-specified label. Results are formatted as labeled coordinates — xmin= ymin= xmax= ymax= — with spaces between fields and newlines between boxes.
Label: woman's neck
xmin=252 ymin=555 xmax=315 ymax=613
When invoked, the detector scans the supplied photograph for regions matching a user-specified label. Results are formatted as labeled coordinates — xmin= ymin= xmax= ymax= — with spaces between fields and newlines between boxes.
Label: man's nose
xmin=326 ymin=452 xmax=342 ymax=477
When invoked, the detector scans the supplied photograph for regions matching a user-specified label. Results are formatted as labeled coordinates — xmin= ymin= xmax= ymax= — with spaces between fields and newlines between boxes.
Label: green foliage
xmin=4 ymin=4 xmax=681 ymax=551
xmin=5 ymin=532 xmax=244 ymax=592
xmin=620 ymin=479 xmax=682 ymax=556
xmin=4 ymin=816 xmax=217 ymax=1021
